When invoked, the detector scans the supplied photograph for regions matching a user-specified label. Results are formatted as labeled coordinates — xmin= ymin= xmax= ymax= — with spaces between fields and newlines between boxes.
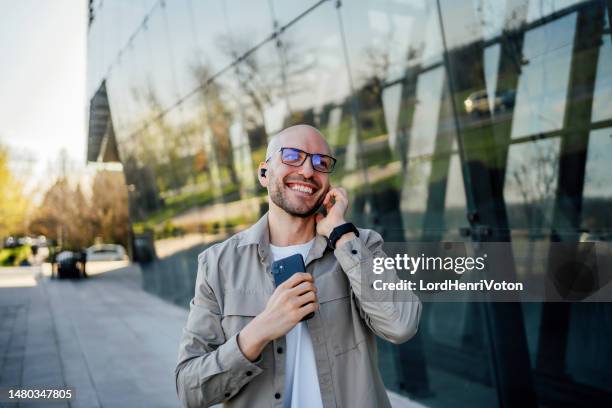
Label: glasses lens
xmin=281 ymin=148 xmax=304 ymax=165
xmin=312 ymin=154 xmax=334 ymax=172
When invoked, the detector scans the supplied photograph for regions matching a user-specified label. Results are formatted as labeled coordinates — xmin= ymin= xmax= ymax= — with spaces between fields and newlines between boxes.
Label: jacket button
xmin=277 ymin=346 xmax=283 ymax=354
xmin=351 ymin=249 xmax=358 ymax=254
xmin=246 ymin=371 xmax=252 ymax=376
xmin=275 ymin=393 xmax=281 ymax=399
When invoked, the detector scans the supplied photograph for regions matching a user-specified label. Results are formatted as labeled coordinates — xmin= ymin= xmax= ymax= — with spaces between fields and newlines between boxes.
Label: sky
xmin=0 ymin=0 xmax=87 ymax=192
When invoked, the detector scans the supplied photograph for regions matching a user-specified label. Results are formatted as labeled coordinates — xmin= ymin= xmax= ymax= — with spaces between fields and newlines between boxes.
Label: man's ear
xmin=258 ymin=162 xmax=268 ymax=187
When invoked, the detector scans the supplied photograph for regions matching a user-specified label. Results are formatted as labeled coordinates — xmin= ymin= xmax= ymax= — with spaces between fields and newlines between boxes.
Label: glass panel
xmin=106 ymin=48 xmax=137 ymax=140
xmin=186 ymin=0 xmax=233 ymax=75
xmin=591 ymin=11 xmax=612 ymax=122
xmin=510 ymin=12 xmax=577 ymax=138
xmin=270 ymin=0 xmax=322 ymax=26
xmin=161 ymin=0 xmax=202 ymax=100
xmin=443 ymin=153 xmax=468 ymax=238
xmin=407 ymin=68 xmax=445 ymax=158
xmin=143 ymin=2 xmax=181 ymax=111
xmin=526 ymin=0 xmax=585 ymax=23
xmin=582 ymin=127 xmax=612 ymax=231
xmin=504 ymin=138 xmax=561 ymax=231
xmin=223 ymin=0 xmax=275 ymax=47
xmin=276 ymin=1 xmax=355 ymax=178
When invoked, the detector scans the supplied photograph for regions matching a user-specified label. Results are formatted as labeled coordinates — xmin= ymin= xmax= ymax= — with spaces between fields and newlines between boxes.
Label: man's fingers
xmin=299 ymin=301 xmax=319 ymax=317
xmin=327 ymin=188 xmax=348 ymax=207
xmin=291 ymin=281 xmax=317 ymax=296
xmin=332 ymin=187 xmax=348 ymax=205
xmin=297 ymin=290 xmax=317 ymax=306
xmin=280 ymin=272 xmax=312 ymax=289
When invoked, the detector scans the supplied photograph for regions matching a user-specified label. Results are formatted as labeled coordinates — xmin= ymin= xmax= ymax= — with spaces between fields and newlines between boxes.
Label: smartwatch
xmin=328 ymin=222 xmax=359 ymax=249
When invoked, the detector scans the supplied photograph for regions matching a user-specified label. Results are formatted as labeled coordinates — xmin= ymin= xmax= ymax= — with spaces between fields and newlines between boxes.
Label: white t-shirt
xmin=269 ymin=238 xmax=323 ymax=408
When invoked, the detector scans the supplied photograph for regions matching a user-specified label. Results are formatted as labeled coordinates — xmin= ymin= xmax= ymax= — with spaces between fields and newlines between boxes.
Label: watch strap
xmin=328 ymin=223 xmax=359 ymax=249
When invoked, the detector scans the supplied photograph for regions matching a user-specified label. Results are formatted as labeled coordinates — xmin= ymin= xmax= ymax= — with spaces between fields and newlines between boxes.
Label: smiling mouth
xmin=286 ymin=182 xmax=317 ymax=196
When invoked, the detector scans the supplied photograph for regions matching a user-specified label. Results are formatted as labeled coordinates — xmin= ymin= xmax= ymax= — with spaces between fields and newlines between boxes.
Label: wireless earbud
xmin=260 ymin=168 xmax=267 ymax=178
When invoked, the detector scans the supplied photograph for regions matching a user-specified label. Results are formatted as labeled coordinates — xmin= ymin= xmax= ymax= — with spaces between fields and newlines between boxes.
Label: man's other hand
xmin=237 ymin=272 xmax=319 ymax=361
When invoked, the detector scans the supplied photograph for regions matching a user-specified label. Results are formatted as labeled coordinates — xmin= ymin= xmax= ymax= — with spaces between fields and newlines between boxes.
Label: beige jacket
xmin=175 ymin=213 xmax=421 ymax=407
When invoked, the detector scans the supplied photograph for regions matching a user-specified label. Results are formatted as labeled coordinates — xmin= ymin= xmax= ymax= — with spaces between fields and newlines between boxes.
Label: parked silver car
xmin=86 ymin=244 xmax=128 ymax=262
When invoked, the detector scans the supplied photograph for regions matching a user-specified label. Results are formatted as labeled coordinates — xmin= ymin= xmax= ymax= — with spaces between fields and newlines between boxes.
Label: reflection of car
xmin=579 ymin=231 xmax=612 ymax=242
xmin=56 ymin=251 xmax=87 ymax=279
xmin=3 ymin=236 xmax=19 ymax=249
xmin=464 ymin=90 xmax=516 ymax=116
xmin=86 ymin=244 xmax=128 ymax=262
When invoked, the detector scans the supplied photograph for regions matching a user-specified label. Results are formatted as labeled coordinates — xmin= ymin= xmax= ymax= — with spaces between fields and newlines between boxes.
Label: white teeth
xmin=289 ymin=184 xmax=313 ymax=194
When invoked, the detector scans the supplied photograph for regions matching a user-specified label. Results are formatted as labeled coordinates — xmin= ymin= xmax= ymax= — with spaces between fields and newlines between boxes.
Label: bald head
xmin=266 ymin=125 xmax=331 ymax=160
xmin=260 ymin=124 xmax=332 ymax=218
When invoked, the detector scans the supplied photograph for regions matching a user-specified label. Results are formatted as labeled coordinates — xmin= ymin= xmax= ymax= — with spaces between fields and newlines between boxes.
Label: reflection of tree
xmin=215 ymin=33 xmax=314 ymax=133
xmin=355 ymin=31 xmax=402 ymax=140
xmin=216 ymin=35 xmax=272 ymax=130
xmin=132 ymin=85 xmax=194 ymax=192
xmin=191 ymin=64 xmax=238 ymax=185
xmin=123 ymin=156 xmax=161 ymax=218
xmin=359 ymin=42 xmax=390 ymax=111
xmin=509 ymin=141 xmax=559 ymax=232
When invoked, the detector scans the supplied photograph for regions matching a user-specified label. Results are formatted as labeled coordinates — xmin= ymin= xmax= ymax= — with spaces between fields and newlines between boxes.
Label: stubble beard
xmin=270 ymin=177 xmax=325 ymax=218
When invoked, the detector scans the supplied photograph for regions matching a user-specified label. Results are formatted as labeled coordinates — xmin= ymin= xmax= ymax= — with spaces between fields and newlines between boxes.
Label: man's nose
xmin=299 ymin=157 xmax=315 ymax=178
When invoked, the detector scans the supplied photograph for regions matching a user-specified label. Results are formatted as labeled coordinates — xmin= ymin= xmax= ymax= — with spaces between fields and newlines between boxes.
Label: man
xmin=175 ymin=125 xmax=421 ymax=407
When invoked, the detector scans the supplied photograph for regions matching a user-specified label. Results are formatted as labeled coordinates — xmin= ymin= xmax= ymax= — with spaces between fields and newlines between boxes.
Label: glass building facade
xmin=87 ymin=0 xmax=612 ymax=406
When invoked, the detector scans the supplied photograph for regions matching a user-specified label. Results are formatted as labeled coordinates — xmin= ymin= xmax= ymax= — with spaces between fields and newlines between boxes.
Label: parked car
xmin=55 ymin=251 xmax=87 ymax=279
xmin=464 ymin=89 xmax=516 ymax=116
xmin=86 ymin=244 xmax=128 ymax=262
xmin=0 ymin=236 xmax=32 ymax=266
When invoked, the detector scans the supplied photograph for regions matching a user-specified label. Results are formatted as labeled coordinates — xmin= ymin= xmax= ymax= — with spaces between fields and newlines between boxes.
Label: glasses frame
xmin=266 ymin=147 xmax=337 ymax=173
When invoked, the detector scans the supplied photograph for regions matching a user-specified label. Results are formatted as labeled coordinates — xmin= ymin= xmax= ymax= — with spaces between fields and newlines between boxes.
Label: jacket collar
xmin=238 ymin=212 xmax=329 ymax=266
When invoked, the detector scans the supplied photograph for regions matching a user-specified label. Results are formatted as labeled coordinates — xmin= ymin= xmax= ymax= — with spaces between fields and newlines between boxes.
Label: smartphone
xmin=271 ymin=254 xmax=315 ymax=321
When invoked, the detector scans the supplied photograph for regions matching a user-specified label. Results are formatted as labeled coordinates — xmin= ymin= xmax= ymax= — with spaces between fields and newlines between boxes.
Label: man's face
xmin=266 ymin=131 xmax=331 ymax=218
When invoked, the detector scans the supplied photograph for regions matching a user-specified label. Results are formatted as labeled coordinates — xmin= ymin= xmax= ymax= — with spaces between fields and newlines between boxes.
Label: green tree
xmin=0 ymin=144 xmax=29 ymax=237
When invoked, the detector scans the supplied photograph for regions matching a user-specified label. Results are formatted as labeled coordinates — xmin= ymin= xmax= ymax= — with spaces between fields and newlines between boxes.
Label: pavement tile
xmin=0 ymin=265 xmax=184 ymax=407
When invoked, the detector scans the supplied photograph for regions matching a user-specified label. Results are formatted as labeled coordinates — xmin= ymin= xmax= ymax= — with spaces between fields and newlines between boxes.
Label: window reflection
xmin=145 ymin=4 xmax=181 ymax=111
xmin=511 ymin=13 xmax=577 ymax=138
xmin=526 ymin=0 xmax=585 ymax=23
xmin=185 ymin=0 xmax=232 ymax=76
xmin=443 ymin=153 xmax=468 ymax=235
xmin=161 ymin=0 xmax=202 ymax=100
xmin=591 ymin=14 xmax=612 ymax=122
xmin=504 ymin=138 xmax=561 ymax=230
xmin=407 ymin=67 xmax=445 ymax=158
xmin=88 ymin=0 xmax=612 ymax=406
xmin=582 ymin=128 xmax=612 ymax=231
xmin=482 ymin=44 xmax=501 ymax=115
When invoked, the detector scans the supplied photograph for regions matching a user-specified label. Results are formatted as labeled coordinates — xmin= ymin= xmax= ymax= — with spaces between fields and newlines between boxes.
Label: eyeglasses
xmin=267 ymin=147 xmax=337 ymax=173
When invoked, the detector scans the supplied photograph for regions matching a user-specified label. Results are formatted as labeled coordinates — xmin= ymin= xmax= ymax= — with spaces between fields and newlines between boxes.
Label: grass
xmin=133 ymin=182 xmax=240 ymax=233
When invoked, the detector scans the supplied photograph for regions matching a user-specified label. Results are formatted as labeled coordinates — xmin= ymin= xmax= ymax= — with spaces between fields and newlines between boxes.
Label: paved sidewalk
xmin=0 ymin=265 xmax=187 ymax=408
xmin=0 ymin=264 xmax=422 ymax=408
